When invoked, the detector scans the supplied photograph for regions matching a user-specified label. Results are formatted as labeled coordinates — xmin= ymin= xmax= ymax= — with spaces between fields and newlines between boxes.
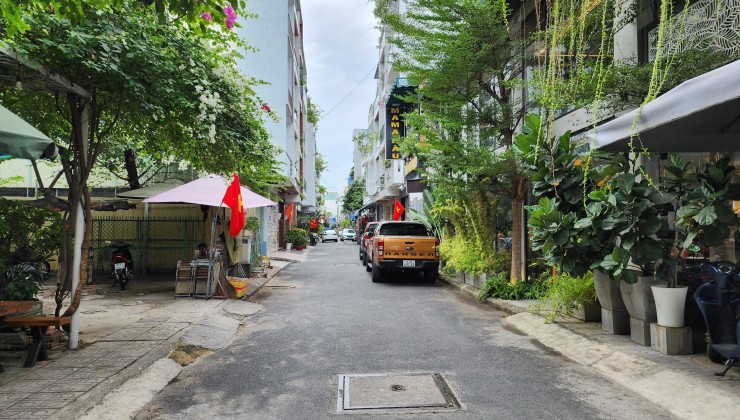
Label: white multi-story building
xmin=353 ymin=0 xmax=422 ymax=223
xmin=236 ymin=0 xmax=317 ymax=251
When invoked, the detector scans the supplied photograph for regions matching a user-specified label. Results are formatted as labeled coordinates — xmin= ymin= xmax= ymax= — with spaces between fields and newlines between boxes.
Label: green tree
xmin=1 ymin=4 xmax=281 ymax=314
xmin=1 ymin=0 xmax=247 ymax=37
xmin=376 ymin=0 xmax=528 ymax=282
xmin=342 ymin=170 xmax=365 ymax=215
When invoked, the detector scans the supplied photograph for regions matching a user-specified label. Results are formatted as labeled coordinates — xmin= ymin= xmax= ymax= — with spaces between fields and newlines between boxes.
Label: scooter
xmin=309 ymin=233 xmax=318 ymax=246
xmin=9 ymin=246 xmax=51 ymax=279
xmin=110 ymin=242 xmax=134 ymax=290
xmin=694 ymin=261 xmax=740 ymax=376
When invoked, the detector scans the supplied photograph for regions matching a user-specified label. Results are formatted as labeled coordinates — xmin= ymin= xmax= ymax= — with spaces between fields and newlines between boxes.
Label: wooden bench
xmin=2 ymin=316 xmax=71 ymax=367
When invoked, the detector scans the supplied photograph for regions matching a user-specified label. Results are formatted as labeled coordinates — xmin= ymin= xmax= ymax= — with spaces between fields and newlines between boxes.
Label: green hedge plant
xmin=477 ymin=273 xmax=550 ymax=302
xmin=285 ymin=228 xmax=308 ymax=246
xmin=530 ymin=271 xmax=597 ymax=323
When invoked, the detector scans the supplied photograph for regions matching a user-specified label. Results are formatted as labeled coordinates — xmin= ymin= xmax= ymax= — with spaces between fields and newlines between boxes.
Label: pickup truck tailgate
xmin=382 ymin=236 xmax=437 ymax=259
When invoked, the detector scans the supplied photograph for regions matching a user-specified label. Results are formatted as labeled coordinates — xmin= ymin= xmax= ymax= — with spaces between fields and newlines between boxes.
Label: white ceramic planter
xmin=286 ymin=243 xmax=293 ymax=250
xmin=651 ymin=285 xmax=688 ymax=328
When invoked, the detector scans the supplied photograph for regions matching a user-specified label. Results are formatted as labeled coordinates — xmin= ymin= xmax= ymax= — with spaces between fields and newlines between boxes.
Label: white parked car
xmin=321 ymin=229 xmax=339 ymax=242
xmin=340 ymin=229 xmax=357 ymax=241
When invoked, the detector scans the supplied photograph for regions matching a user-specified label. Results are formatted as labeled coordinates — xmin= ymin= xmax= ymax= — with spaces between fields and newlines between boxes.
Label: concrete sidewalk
xmin=0 ymin=258 xmax=291 ymax=419
xmin=441 ymin=276 xmax=740 ymax=420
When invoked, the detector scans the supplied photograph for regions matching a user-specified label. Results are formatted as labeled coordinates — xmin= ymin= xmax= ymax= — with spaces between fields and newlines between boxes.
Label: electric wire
xmin=321 ymin=62 xmax=378 ymax=119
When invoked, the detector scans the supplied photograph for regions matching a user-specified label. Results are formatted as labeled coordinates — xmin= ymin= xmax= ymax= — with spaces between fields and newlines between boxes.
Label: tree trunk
xmin=124 ymin=148 xmax=142 ymax=190
xmin=510 ymin=195 xmax=524 ymax=284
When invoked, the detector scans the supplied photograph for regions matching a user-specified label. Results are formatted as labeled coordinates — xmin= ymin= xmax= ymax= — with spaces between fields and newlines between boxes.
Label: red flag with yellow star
xmin=392 ymin=198 xmax=405 ymax=220
xmin=223 ymin=173 xmax=245 ymax=236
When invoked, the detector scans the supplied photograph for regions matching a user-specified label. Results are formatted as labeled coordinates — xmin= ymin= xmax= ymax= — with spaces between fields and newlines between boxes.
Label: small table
xmin=0 ymin=301 xmax=35 ymax=373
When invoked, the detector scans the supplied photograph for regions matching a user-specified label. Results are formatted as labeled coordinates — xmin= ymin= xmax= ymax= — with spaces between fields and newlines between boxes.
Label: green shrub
xmin=439 ymin=236 xmax=510 ymax=276
xmin=1 ymin=266 xmax=43 ymax=300
xmin=0 ymin=198 xmax=61 ymax=300
xmin=530 ymin=271 xmax=597 ymax=323
xmin=477 ymin=273 xmax=550 ymax=302
xmin=481 ymin=250 xmax=511 ymax=275
xmin=285 ymin=228 xmax=308 ymax=246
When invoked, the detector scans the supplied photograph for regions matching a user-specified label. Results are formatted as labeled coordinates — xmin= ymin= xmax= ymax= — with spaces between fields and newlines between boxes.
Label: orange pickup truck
xmin=365 ymin=221 xmax=440 ymax=283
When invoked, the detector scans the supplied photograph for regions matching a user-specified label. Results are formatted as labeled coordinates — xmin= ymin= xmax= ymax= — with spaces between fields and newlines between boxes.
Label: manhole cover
xmin=337 ymin=373 xmax=459 ymax=413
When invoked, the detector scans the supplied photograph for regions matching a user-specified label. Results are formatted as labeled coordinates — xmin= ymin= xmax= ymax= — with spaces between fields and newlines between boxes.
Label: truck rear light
xmin=435 ymin=239 xmax=440 ymax=257
xmin=378 ymin=239 xmax=384 ymax=257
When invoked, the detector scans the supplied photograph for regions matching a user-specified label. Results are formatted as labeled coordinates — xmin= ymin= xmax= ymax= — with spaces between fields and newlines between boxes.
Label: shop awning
xmin=0 ymin=104 xmax=57 ymax=160
xmin=143 ymin=174 xmax=277 ymax=209
xmin=588 ymin=59 xmax=740 ymax=152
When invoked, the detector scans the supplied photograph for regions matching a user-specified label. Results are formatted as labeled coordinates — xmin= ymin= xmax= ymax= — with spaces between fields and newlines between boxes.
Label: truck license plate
xmin=114 ymin=263 xmax=125 ymax=270
xmin=402 ymin=260 xmax=415 ymax=267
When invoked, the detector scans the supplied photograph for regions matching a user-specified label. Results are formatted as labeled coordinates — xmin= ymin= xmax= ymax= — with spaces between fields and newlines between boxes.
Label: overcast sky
xmin=302 ymin=0 xmax=379 ymax=195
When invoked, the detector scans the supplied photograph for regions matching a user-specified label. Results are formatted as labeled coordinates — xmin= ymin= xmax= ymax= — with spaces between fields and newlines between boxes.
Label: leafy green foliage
xmin=408 ymin=189 xmax=442 ymax=239
xmin=674 ymin=155 xmax=739 ymax=250
xmin=439 ymin=236 xmax=510 ymax=276
xmin=1 ymin=0 xmax=248 ymax=38
xmin=0 ymin=198 xmax=61 ymax=275
xmin=516 ymin=114 xmax=618 ymax=277
xmin=376 ymin=0 xmax=528 ymax=282
xmin=341 ymin=176 xmax=365 ymax=215
xmin=1 ymin=265 xmax=43 ymax=300
xmin=285 ymin=228 xmax=308 ymax=246
xmin=477 ymin=273 xmax=550 ymax=302
xmin=0 ymin=198 xmax=61 ymax=300
xmin=530 ymin=272 xmax=597 ymax=323
xmin=245 ymin=217 xmax=260 ymax=232
xmin=2 ymin=4 xmax=282 ymax=190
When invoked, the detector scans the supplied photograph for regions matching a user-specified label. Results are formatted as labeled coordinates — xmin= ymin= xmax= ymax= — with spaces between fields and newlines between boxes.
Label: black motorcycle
xmin=9 ymin=246 xmax=50 ymax=279
xmin=110 ymin=242 xmax=134 ymax=290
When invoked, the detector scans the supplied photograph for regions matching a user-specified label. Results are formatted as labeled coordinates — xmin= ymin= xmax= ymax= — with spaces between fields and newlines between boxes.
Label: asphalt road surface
xmin=137 ymin=241 xmax=671 ymax=419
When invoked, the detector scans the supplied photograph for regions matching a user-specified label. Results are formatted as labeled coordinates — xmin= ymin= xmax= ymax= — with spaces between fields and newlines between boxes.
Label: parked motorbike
xmin=693 ymin=260 xmax=740 ymax=375
xmin=309 ymin=233 xmax=318 ymax=246
xmin=110 ymin=242 xmax=134 ymax=290
xmin=9 ymin=246 xmax=50 ymax=279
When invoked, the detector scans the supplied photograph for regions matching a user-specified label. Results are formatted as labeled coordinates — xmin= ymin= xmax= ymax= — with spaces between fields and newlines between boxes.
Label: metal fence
xmin=0 ymin=186 xmax=133 ymax=198
xmin=90 ymin=216 xmax=266 ymax=277
xmin=90 ymin=217 xmax=204 ymax=275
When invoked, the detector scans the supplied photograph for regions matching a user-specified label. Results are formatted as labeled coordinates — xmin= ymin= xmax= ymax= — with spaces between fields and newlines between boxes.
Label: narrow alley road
xmin=137 ymin=242 xmax=670 ymax=419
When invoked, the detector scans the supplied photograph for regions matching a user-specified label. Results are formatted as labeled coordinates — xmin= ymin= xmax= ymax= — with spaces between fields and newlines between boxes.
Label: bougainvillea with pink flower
xmin=200 ymin=12 xmax=212 ymax=22
xmin=224 ymin=4 xmax=237 ymax=29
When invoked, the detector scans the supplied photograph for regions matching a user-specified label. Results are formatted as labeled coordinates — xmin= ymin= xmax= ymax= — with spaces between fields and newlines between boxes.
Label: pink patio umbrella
xmin=142 ymin=174 xmax=277 ymax=208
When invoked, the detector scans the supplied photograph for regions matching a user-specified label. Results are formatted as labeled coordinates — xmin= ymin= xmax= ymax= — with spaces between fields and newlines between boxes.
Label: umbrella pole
xmin=206 ymin=214 xmax=217 ymax=298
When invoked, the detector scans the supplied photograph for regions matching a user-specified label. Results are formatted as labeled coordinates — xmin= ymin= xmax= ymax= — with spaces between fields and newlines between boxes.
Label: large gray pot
xmin=593 ymin=269 xmax=630 ymax=334
xmin=593 ymin=270 xmax=626 ymax=312
xmin=620 ymin=273 xmax=662 ymax=322
xmin=620 ymin=273 xmax=666 ymax=345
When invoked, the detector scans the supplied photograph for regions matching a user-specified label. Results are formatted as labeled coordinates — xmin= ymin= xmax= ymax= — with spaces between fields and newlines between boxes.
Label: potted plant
xmin=580 ymin=153 xmax=674 ymax=342
xmin=516 ymin=114 xmax=623 ymax=331
xmin=515 ymin=114 xmax=618 ymax=277
xmin=652 ymin=154 xmax=740 ymax=328
xmin=244 ymin=217 xmax=260 ymax=239
xmin=285 ymin=228 xmax=308 ymax=250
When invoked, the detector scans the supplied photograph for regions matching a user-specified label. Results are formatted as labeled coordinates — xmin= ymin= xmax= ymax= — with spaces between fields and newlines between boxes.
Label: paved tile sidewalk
xmin=0 ymin=300 xmax=221 ymax=419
